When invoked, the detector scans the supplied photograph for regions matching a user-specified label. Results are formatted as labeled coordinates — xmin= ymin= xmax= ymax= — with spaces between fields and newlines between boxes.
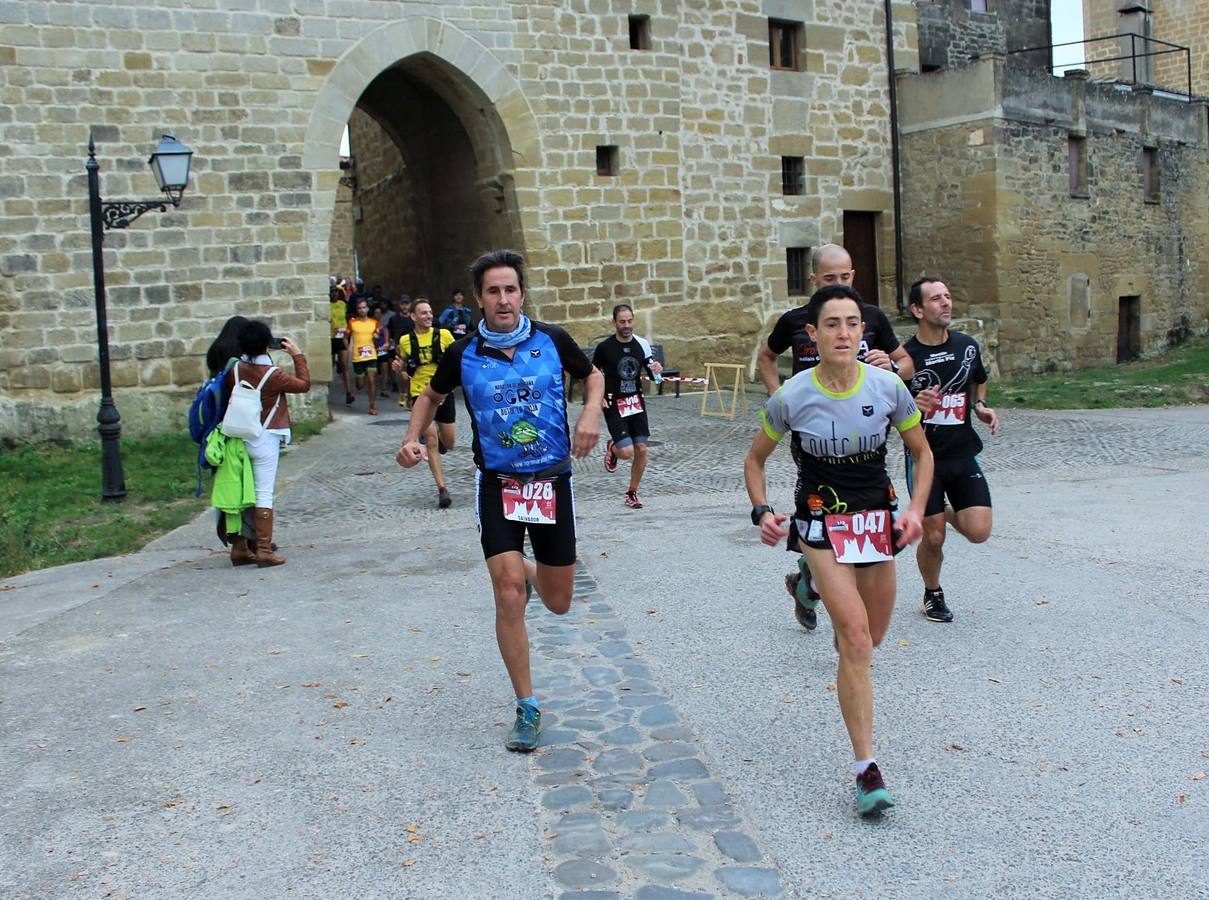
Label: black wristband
xmin=751 ymin=505 xmax=775 ymax=526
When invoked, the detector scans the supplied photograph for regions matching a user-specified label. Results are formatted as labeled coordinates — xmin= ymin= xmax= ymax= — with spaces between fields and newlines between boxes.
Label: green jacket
xmin=206 ymin=429 xmax=255 ymax=533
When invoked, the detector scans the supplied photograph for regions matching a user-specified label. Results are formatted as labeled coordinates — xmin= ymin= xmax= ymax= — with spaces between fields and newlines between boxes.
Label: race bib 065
xmin=924 ymin=392 xmax=967 ymax=425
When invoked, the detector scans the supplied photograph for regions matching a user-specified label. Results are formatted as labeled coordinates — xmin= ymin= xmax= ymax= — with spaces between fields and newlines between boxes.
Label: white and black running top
xmin=761 ymin=363 xmax=921 ymax=515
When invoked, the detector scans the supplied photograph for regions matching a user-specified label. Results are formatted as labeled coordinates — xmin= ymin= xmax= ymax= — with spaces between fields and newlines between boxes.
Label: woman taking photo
xmin=745 ymin=285 xmax=933 ymax=817
xmin=224 ymin=320 xmax=311 ymax=567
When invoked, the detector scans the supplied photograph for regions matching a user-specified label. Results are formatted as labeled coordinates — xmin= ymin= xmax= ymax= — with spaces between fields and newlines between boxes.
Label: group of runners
xmin=393 ymin=246 xmax=999 ymax=818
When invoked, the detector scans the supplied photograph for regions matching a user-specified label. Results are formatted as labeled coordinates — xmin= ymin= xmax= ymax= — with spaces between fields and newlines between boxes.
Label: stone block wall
xmin=0 ymin=0 xmax=918 ymax=440
xmin=1082 ymin=0 xmax=1208 ymax=96
xmin=899 ymin=57 xmax=1209 ymax=376
xmin=916 ymin=0 xmax=1049 ymax=72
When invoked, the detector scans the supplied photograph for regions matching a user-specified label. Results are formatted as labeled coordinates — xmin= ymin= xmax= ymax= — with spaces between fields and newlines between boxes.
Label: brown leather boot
xmin=253 ymin=508 xmax=286 ymax=567
xmin=229 ymin=535 xmax=256 ymax=567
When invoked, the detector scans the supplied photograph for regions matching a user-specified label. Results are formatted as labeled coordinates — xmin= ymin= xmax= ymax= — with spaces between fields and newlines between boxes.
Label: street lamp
xmin=87 ymin=132 xmax=193 ymax=501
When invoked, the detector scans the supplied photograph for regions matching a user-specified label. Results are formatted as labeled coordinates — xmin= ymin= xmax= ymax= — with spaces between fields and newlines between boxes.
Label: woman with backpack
xmin=223 ymin=320 xmax=311 ymax=567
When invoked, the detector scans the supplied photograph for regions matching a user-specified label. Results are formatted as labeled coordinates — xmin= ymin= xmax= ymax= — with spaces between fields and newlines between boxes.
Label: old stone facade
xmin=916 ymin=0 xmax=1051 ymax=72
xmin=1082 ymin=0 xmax=1208 ymax=97
xmin=898 ymin=56 xmax=1209 ymax=375
xmin=0 ymin=0 xmax=919 ymax=441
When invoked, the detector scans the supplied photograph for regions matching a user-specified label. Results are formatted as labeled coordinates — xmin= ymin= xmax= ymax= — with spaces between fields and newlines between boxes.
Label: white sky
xmin=1051 ymin=1 xmax=1086 ymax=70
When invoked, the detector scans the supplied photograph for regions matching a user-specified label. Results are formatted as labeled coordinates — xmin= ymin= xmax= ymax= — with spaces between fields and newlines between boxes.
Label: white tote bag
xmin=220 ymin=362 xmax=280 ymax=440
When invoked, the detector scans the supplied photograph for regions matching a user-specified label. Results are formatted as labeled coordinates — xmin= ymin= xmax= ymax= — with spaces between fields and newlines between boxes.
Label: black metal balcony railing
xmin=1009 ymin=33 xmax=1193 ymax=102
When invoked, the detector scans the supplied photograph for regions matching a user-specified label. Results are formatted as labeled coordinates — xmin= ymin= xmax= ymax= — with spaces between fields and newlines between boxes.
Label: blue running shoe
xmin=856 ymin=763 xmax=894 ymax=817
xmin=505 ymin=704 xmax=541 ymax=753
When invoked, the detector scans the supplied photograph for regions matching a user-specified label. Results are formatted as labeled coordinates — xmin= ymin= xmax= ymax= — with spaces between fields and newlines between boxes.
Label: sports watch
xmin=750 ymin=505 xmax=775 ymax=526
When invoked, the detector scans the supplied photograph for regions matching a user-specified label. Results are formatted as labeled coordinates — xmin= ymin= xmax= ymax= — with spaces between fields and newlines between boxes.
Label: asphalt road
xmin=3 ymin=390 xmax=1207 ymax=899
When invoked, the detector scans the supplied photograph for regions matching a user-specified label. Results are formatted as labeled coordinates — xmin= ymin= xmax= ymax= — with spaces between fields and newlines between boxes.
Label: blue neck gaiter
xmin=478 ymin=314 xmax=531 ymax=350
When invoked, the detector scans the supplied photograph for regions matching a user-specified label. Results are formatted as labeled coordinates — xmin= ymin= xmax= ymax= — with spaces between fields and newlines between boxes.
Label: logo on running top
xmin=862 ymin=405 xmax=874 ymax=417
xmin=490 ymin=377 xmax=543 ymax=419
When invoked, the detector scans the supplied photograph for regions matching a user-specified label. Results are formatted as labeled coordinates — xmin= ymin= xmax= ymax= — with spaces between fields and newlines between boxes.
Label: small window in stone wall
xmin=628 ymin=15 xmax=651 ymax=50
xmin=787 ymin=247 xmax=810 ymax=296
xmin=769 ymin=19 xmax=803 ymax=71
xmin=1068 ymin=273 xmax=1090 ymax=329
xmin=1142 ymin=146 xmax=1159 ymax=203
xmin=969 ymin=0 xmax=990 ymax=12
xmin=596 ymin=145 xmax=619 ymax=177
xmin=781 ymin=157 xmax=805 ymax=196
xmin=1068 ymin=136 xmax=1088 ymax=197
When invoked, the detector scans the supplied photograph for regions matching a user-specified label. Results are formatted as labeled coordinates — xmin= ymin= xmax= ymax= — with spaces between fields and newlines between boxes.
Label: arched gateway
xmin=304 ymin=18 xmax=538 ymax=329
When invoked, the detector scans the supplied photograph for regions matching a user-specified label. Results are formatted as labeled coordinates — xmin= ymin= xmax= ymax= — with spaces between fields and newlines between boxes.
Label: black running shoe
xmin=922 ymin=588 xmax=954 ymax=623
xmin=785 ymin=572 xmax=818 ymax=631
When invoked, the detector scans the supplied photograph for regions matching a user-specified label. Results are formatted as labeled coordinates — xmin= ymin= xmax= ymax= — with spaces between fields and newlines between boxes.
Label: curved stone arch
xmin=301 ymin=17 xmax=541 ymax=291
xmin=302 ymin=17 xmax=539 ymax=172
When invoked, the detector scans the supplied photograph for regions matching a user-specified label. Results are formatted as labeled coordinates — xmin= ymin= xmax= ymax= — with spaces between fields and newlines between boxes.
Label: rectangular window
xmin=787 ymin=247 xmax=810 ymax=296
xmin=780 ymin=157 xmax=805 ymax=196
xmin=596 ymin=145 xmax=619 ymax=177
xmin=769 ymin=20 xmax=803 ymax=71
xmin=970 ymin=0 xmax=989 ymax=11
xmin=628 ymin=15 xmax=650 ymax=50
xmin=1068 ymin=136 xmax=1088 ymax=197
xmin=1142 ymin=146 xmax=1159 ymax=202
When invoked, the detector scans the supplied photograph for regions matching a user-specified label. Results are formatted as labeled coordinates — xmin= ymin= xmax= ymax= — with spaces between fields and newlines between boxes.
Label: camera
xmin=269 ymin=337 xmax=284 ymax=350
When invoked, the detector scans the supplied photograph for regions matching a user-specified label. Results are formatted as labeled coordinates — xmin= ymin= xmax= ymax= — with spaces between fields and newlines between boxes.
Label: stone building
xmin=1082 ymin=0 xmax=1209 ymax=97
xmin=898 ymin=0 xmax=1209 ymax=376
xmin=0 ymin=0 xmax=919 ymax=441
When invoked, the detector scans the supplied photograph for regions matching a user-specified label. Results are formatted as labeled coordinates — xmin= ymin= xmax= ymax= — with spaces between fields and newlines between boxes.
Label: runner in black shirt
xmin=756 ymin=244 xmax=915 ymax=632
xmin=592 ymin=304 xmax=663 ymax=509
xmin=903 ymin=278 xmax=1000 ymax=622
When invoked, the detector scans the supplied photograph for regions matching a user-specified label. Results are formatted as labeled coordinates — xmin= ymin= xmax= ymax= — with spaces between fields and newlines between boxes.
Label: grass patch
xmin=995 ymin=336 xmax=1209 ymax=410
xmin=0 ymin=416 xmax=328 ymax=579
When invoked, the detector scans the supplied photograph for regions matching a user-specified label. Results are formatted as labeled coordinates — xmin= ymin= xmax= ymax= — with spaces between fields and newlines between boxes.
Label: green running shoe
xmin=505 ymin=704 xmax=541 ymax=753
xmin=855 ymin=763 xmax=894 ymax=817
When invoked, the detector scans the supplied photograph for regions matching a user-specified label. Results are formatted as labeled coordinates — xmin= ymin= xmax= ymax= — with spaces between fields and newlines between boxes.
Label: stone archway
xmin=302 ymin=18 xmax=540 ymax=300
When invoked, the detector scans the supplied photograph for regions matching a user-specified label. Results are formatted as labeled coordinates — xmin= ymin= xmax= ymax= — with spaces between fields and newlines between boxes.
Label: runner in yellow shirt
xmin=329 ymin=286 xmax=354 ymax=404
xmin=344 ymin=297 xmax=380 ymax=415
xmin=392 ymin=298 xmax=458 ymax=507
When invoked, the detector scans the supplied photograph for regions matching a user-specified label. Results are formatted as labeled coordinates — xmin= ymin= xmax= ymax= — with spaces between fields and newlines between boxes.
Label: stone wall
xmin=916 ymin=0 xmax=1049 ymax=72
xmin=899 ymin=57 xmax=1209 ymax=376
xmin=328 ymin=166 xmax=354 ymax=283
xmin=0 ymin=0 xmax=919 ymax=440
xmin=1082 ymin=0 xmax=1209 ymax=96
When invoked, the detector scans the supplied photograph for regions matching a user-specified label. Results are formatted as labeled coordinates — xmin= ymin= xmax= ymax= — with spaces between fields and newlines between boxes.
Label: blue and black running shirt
xmin=429 ymin=321 xmax=594 ymax=475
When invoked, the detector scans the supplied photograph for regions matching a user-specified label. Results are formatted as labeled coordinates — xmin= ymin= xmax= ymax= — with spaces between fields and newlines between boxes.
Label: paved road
xmin=3 ymin=385 xmax=1207 ymax=899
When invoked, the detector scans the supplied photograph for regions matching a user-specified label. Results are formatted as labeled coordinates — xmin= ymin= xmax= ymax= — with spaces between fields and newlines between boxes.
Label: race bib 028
xmin=500 ymin=478 xmax=557 ymax=525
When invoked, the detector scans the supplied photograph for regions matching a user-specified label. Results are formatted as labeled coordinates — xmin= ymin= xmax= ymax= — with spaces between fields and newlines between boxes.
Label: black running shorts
xmin=907 ymin=453 xmax=992 ymax=517
xmin=411 ymin=393 xmax=456 ymax=425
xmin=603 ymin=404 xmax=650 ymax=449
xmin=796 ymin=506 xmax=905 ymax=568
xmin=475 ymin=470 xmax=576 ymax=567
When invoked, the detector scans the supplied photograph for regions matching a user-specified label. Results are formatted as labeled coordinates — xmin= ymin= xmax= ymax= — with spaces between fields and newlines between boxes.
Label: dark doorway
xmin=843 ymin=211 xmax=880 ymax=307
xmin=341 ymin=56 xmax=522 ymax=307
xmin=1117 ymin=295 xmax=1141 ymax=362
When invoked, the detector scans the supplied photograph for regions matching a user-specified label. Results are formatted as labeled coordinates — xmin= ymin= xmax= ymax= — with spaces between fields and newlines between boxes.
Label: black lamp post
xmin=87 ymin=132 xmax=193 ymax=501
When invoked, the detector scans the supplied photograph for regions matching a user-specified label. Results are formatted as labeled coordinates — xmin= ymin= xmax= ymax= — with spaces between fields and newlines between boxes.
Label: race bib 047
xmin=824 ymin=510 xmax=893 ymax=564
xmin=501 ymin=478 xmax=557 ymax=525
